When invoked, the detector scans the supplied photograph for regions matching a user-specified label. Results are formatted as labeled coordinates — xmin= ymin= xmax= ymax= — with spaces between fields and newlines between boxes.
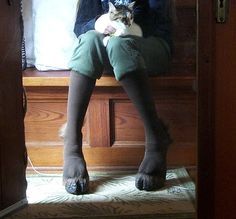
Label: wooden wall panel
xmin=88 ymin=100 xmax=110 ymax=147
xmin=27 ymin=146 xmax=196 ymax=170
xmin=111 ymin=93 xmax=196 ymax=149
xmin=25 ymin=102 xmax=67 ymax=142
xmin=111 ymin=100 xmax=144 ymax=144
xmin=24 ymin=91 xmax=89 ymax=147
xmin=24 ymin=85 xmax=197 ymax=169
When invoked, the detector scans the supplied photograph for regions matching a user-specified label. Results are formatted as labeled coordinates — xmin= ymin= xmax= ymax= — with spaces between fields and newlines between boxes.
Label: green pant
xmin=69 ymin=30 xmax=171 ymax=81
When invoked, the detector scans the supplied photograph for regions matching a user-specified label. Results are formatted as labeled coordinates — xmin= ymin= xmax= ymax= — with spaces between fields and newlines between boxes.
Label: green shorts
xmin=69 ymin=30 xmax=171 ymax=81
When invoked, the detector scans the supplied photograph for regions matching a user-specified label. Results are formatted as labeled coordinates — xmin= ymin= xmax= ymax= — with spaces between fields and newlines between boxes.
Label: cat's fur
xmin=95 ymin=2 xmax=142 ymax=46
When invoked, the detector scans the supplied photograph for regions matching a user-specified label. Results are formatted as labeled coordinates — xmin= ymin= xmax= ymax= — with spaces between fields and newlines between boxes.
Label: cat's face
xmin=108 ymin=2 xmax=135 ymax=26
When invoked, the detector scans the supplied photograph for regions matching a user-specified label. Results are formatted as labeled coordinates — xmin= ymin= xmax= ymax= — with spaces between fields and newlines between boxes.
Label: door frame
xmin=0 ymin=0 xmax=27 ymax=216
xmin=198 ymin=0 xmax=215 ymax=218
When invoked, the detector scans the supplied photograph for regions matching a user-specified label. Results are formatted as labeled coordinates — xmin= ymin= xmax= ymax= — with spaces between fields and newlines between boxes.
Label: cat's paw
xmin=103 ymin=36 xmax=110 ymax=46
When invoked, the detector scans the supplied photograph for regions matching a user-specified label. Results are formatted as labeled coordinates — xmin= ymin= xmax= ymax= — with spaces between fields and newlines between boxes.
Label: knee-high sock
xmin=64 ymin=71 xmax=96 ymax=156
xmin=119 ymin=71 xmax=170 ymax=152
xmin=63 ymin=71 xmax=96 ymax=194
xmin=120 ymin=71 xmax=171 ymax=191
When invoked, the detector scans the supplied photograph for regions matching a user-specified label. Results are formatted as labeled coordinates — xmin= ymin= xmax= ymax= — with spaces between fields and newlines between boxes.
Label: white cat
xmin=95 ymin=2 xmax=143 ymax=46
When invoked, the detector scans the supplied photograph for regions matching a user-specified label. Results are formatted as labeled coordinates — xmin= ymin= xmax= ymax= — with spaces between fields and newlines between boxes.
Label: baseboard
xmin=0 ymin=198 xmax=28 ymax=218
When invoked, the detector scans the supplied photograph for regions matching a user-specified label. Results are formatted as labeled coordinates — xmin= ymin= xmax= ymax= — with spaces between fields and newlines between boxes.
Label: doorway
xmin=22 ymin=0 xmax=198 ymax=217
xmin=0 ymin=1 xmax=221 ymax=218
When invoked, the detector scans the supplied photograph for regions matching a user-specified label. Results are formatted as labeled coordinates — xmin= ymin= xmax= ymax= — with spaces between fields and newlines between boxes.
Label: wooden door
xmin=213 ymin=1 xmax=236 ymax=218
xmin=198 ymin=0 xmax=236 ymax=218
xmin=0 ymin=0 xmax=27 ymax=215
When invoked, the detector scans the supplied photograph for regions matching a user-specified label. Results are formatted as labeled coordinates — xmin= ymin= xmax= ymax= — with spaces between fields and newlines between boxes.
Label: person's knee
xmin=80 ymin=30 xmax=103 ymax=49
xmin=106 ymin=37 xmax=145 ymax=80
xmin=107 ymin=36 xmax=132 ymax=52
xmin=83 ymin=30 xmax=101 ymax=41
xmin=69 ymin=31 xmax=105 ymax=79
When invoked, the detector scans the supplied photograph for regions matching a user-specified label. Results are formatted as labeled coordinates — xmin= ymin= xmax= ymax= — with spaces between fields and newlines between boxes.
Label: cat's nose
xmin=123 ymin=18 xmax=130 ymax=26
xmin=127 ymin=21 xmax=131 ymax=26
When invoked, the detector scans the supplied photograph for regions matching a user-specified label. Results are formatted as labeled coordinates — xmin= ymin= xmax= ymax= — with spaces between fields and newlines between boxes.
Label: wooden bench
xmin=23 ymin=0 xmax=197 ymax=171
xmin=23 ymin=68 xmax=195 ymax=88
xmin=23 ymin=68 xmax=197 ymax=171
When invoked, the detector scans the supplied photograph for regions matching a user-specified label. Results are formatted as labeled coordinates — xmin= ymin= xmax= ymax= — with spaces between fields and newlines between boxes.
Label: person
xmin=63 ymin=0 xmax=173 ymax=195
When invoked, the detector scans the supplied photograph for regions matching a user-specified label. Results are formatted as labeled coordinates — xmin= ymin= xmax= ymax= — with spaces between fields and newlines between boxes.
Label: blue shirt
xmin=74 ymin=0 xmax=172 ymax=48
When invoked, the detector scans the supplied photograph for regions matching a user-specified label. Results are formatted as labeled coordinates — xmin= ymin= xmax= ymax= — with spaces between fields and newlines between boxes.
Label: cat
xmin=95 ymin=1 xmax=143 ymax=46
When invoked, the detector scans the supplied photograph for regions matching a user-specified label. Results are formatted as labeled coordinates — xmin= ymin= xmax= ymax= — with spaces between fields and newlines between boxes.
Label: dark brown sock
xmin=63 ymin=71 xmax=96 ymax=195
xmin=120 ymin=71 xmax=172 ymax=191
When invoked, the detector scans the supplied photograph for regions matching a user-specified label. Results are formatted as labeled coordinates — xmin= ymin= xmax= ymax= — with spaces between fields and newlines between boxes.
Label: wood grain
xmin=23 ymin=69 xmax=195 ymax=88
xmin=88 ymin=100 xmax=111 ymax=147
xmin=24 ymin=83 xmax=196 ymax=168
xmin=26 ymin=145 xmax=196 ymax=168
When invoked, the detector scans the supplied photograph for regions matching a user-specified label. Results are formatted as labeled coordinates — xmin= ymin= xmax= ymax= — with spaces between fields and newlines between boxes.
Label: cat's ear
xmin=128 ymin=1 xmax=136 ymax=10
xmin=108 ymin=2 xmax=116 ymax=12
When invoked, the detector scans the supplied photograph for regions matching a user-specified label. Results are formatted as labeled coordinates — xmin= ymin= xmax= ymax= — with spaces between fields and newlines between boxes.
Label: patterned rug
xmin=7 ymin=168 xmax=195 ymax=219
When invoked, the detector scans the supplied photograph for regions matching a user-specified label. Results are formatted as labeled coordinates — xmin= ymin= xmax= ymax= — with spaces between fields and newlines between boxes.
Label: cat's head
xmin=108 ymin=2 xmax=135 ymax=27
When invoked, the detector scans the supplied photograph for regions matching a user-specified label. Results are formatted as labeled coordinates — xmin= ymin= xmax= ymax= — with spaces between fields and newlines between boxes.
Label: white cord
xmin=24 ymin=84 xmax=59 ymax=177
xmin=27 ymin=156 xmax=61 ymax=177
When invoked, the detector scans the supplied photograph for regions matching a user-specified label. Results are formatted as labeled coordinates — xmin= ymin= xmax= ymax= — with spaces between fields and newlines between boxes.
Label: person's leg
xmin=119 ymin=71 xmax=172 ymax=191
xmin=63 ymin=31 xmax=106 ymax=195
xmin=63 ymin=72 xmax=95 ymax=195
xmin=107 ymin=36 xmax=172 ymax=191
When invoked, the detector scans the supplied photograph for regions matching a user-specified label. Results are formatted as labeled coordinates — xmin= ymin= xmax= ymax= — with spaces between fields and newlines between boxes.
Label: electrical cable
xmin=27 ymin=156 xmax=61 ymax=176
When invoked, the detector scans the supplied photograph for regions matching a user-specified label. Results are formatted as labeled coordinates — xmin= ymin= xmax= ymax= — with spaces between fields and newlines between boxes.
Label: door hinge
xmin=216 ymin=0 xmax=229 ymax=23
